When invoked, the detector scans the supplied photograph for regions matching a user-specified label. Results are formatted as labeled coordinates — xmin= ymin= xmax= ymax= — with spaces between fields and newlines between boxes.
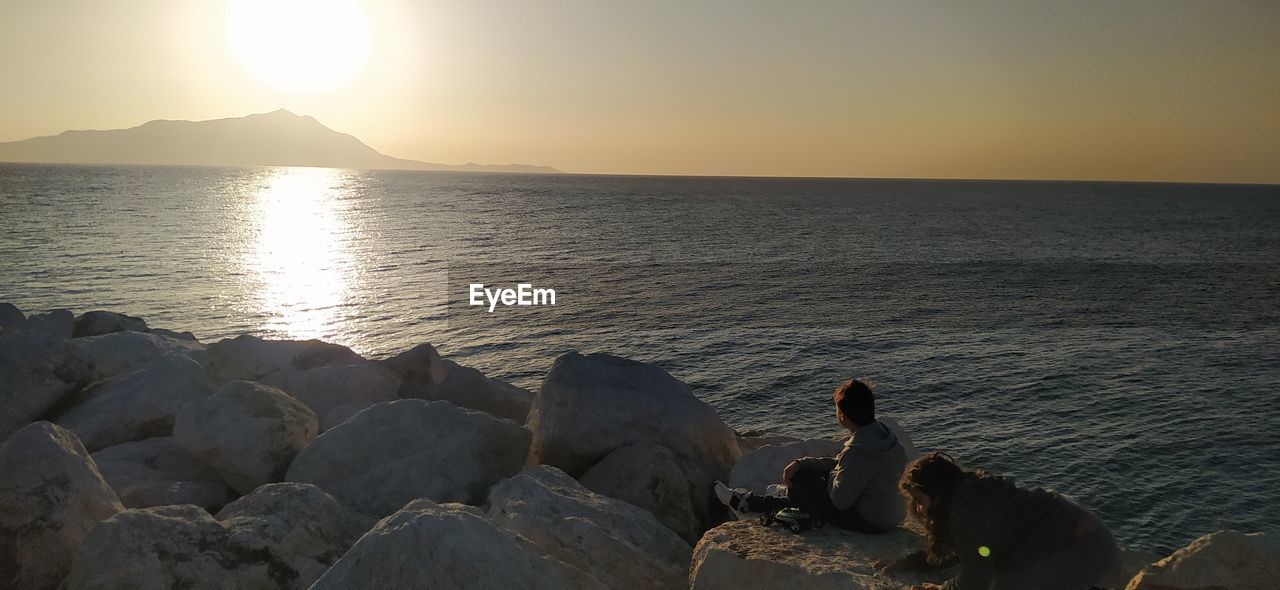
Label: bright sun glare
xmin=227 ymin=0 xmax=370 ymax=92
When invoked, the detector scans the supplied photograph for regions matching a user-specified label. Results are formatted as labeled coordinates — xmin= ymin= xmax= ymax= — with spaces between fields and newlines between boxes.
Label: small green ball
xmin=977 ymin=545 xmax=992 ymax=558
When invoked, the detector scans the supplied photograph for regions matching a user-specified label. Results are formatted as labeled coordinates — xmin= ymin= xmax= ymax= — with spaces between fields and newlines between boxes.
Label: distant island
xmin=0 ymin=109 xmax=560 ymax=174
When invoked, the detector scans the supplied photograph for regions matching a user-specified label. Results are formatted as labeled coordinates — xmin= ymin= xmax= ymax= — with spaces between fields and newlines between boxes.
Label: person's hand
xmin=907 ymin=584 xmax=944 ymax=590
xmin=782 ymin=460 xmax=801 ymax=483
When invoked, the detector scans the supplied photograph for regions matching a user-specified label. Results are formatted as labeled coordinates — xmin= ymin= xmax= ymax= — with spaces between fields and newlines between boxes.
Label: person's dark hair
xmin=833 ymin=378 xmax=875 ymax=426
xmin=899 ymin=452 xmax=997 ymax=565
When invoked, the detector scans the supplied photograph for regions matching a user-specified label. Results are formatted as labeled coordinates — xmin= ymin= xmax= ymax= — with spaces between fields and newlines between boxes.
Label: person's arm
xmin=827 ymin=451 xmax=871 ymax=510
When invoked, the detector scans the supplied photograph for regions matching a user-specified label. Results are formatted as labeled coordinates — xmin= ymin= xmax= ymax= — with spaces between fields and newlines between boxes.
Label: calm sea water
xmin=1 ymin=163 xmax=1277 ymax=551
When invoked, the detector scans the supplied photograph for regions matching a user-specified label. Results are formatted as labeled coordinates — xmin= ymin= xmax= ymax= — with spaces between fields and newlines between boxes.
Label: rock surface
xmin=287 ymin=399 xmax=530 ymax=516
xmin=729 ymin=437 xmax=846 ymax=495
xmin=91 ymin=436 xmax=234 ymax=511
xmin=205 ymin=334 xmax=367 ymax=383
xmin=0 ymin=331 xmax=87 ymax=440
xmin=581 ymin=441 xmax=702 ymax=543
xmin=311 ymin=499 xmax=607 ymax=590
xmin=21 ymin=309 xmax=75 ymax=338
xmin=73 ymin=330 xmax=206 ymax=382
xmin=216 ymin=483 xmax=374 ymax=589
xmin=379 ymin=342 xmax=446 ymax=398
xmin=1125 ymin=530 xmax=1280 ymax=590
xmin=690 ymin=520 xmax=951 ymax=590
xmin=488 ymin=466 xmax=692 ymax=590
xmin=73 ymin=310 xmax=149 ymax=337
xmin=174 ymin=381 xmax=318 ymax=494
xmin=62 ymin=505 xmax=294 ymax=590
xmin=0 ymin=422 xmax=123 ymax=590
xmin=0 ymin=302 xmax=24 ymax=330
xmin=53 ymin=355 xmax=215 ymax=451
xmin=261 ymin=363 xmax=401 ymax=430
xmin=435 ymin=359 xmax=535 ymax=423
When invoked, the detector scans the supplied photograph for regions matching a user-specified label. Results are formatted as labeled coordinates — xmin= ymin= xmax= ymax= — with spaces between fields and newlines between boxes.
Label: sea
xmin=1 ymin=162 xmax=1277 ymax=552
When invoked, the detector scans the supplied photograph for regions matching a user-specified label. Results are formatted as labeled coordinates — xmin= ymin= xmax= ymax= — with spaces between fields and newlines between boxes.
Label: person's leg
xmin=781 ymin=470 xmax=837 ymax=519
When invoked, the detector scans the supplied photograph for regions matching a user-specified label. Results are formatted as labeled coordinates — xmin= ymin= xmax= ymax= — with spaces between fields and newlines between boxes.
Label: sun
xmin=227 ymin=0 xmax=371 ymax=92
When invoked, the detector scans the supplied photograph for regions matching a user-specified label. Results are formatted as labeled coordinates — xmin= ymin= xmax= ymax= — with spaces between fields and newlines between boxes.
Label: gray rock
xmin=379 ymin=342 xmax=446 ymax=398
xmin=216 ymin=483 xmax=374 ymax=589
xmin=287 ymin=399 xmax=530 ymax=516
xmin=1125 ymin=530 xmax=1280 ymax=590
xmin=53 ymin=355 xmax=215 ymax=451
xmin=0 ymin=302 xmax=24 ymax=330
xmin=737 ymin=434 xmax=803 ymax=454
xmin=0 ymin=422 xmax=123 ymax=590
xmin=690 ymin=520 xmax=952 ymax=590
xmin=73 ymin=330 xmax=206 ymax=382
xmin=174 ymin=381 xmax=318 ymax=494
xmin=62 ymin=505 xmax=294 ymax=590
xmin=435 ymin=359 xmax=534 ymax=423
xmin=91 ymin=437 xmax=234 ymax=511
xmin=72 ymin=310 xmax=149 ymax=338
xmin=581 ymin=441 xmax=701 ymax=543
xmin=261 ymin=363 xmax=401 ymax=431
xmin=205 ymin=334 xmax=367 ymax=383
xmin=488 ymin=466 xmax=693 ymax=590
xmin=0 ymin=331 xmax=88 ymax=440
xmin=22 ymin=309 xmax=75 ymax=338
xmin=311 ymin=499 xmax=607 ymax=590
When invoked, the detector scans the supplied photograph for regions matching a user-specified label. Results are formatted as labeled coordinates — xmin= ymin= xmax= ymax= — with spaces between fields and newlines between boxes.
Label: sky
xmin=1 ymin=0 xmax=1278 ymax=183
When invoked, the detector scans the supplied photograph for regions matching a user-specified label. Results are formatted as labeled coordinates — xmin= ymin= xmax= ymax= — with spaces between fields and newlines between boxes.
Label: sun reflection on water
xmin=248 ymin=167 xmax=360 ymax=342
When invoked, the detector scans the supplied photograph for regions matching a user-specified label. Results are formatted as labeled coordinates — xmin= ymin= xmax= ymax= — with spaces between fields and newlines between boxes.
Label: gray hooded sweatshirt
xmin=794 ymin=420 xmax=908 ymax=530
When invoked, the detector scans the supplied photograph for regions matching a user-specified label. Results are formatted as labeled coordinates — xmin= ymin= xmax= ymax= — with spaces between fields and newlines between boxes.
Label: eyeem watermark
xmin=469 ymin=283 xmax=557 ymax=312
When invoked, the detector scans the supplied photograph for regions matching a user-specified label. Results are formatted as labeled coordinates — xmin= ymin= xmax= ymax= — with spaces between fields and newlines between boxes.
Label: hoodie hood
xmin=847 ymin=420 xmax=900 ymax=454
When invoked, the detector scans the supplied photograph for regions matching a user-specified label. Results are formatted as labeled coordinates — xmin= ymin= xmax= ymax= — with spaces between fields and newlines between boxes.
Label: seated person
xmin=714 ymin=378 xmax=909 ymax=533
xmin=876 ymin=452 xmax=1120 ymax=590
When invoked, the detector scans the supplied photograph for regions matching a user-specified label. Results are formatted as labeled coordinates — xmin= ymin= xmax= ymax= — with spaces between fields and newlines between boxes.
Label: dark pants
xmin=744 ymin=470 xmax=887 ymax=533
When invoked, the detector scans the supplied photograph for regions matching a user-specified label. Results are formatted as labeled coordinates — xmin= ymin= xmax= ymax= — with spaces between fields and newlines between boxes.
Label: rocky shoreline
xmin=1 ymin=304 xmax=1276 ymax=589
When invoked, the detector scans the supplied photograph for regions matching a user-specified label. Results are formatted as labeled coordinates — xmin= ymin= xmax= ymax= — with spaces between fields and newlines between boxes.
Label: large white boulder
xmin=729 ymin=437 xmax=846 ymax=495
xmin=174 ymin=381 xmax=318 ymax=494
xmin=0 ymin=422 xmax=123 ymax=590
xmin=205 ymin=334 xmax=367 ymax=383
xmin=62 ymin=505 xmax=291 ymax=590
xmin=1125 ymin=530 xmax=1280 ymax=590
xmin=261 ymin=363 xmax=401 ymax=430
xmin=488 ymin=465 xmax=693 ymax=590
xmin=311 ymin=499 xmax=607 ymax=590
xmin=0 ymin=331 xmax=88 ymax=440
xmin=286 ymin=399 xmax=530 ymax=516
xmin=216 ymin=483 xmax=374 ymax=589
xmin=580 ymin=441 xmax=702 ymax=543
xmin=72 ymin=310 xmax=149 ymax=337
xmin=91 ymin=437 xmax=234 ymax=511
xmin=690 ymin=520 xmax=952 ymax=590
xmin=73 ymin=330 xmax=206 ymax=382
xmin=53 ymin=355 xmax=216 ymax=451
xmin=527 ymin=352 xmax=741 ymax=535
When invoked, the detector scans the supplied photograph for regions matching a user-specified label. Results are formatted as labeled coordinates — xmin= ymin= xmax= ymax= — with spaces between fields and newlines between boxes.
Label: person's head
xmin=898 ymin=452 xmax=969 ymax=564
xmin=832 ymin=378 xmax=876 ymax=430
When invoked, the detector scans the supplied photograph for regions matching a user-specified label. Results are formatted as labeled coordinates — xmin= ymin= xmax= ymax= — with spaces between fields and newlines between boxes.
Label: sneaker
xmin=713 ymin=481 xmax=754 ymax=520
xmin=765 ymin=483 xmax=788 ymax=496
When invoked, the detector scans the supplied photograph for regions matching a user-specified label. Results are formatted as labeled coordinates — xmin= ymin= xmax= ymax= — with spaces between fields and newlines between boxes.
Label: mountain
xmin=0 ymin=109 xmax=560 ymax=173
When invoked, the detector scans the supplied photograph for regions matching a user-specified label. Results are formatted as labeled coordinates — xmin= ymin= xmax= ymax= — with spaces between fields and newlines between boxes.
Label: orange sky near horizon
xmin=1 ymin=0 xmax=1278 ymax=184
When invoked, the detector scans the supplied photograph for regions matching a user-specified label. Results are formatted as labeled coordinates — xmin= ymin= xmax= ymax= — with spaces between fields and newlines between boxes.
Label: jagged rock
xmin=0 ymin=331 xmax=88 ymax=440
xmin=216 ymin=483 xmax=374 ymax=589
xmin=729 ymin=437 xmax=846 ymax=495
xmin=53 ymin=355 xmax=215 ymax=451
xmin=261 ymin=363 xmax=401 ymax=430
xmin=73 ymin=330 xmax=206 ymax=382
xmin=527 ymin=352 xmax=741 ymax=535
xmin=1125 ymin=530 xmax=1280 ymax=590
xmin=174 ymin=381 xmax=318 ymax=494
xmin=205 ymin=334 xmax=367 ymax=383
xmin=62 ymin=505 xmax=295 ymax=590
xmin=91 ymin=437 xmax=234 ymax=511
xmin=689 ymin=520 xmax=951 ymax=590
xmin=0 ymin=302 xmax=24 ymax=330
xmin=581 ymin=441 xmax=701 ymax=543
xmin=379 ymin=342 xmax=447 ymax=398
xmin=72 ymin=310 xmax=149 ymax=337
xmin=21 ymin=309 xmax=75 ymax=338
xmin=0 ymin=422 xmax=123 ymax=590
xmin=151 ymin=327 xmax=198 ymax=341
xmin=488 ymin=465 xmax=692 ymax=590
xmin=311 ymin=499 xmax=607 ymax=590
xmin=1104 ymin=547 xmax=1161 ymax=590
xmin=287 ymin=399 xmax=530 ymax=516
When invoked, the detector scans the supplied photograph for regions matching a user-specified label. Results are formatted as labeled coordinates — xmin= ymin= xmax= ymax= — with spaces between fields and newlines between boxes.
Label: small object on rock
xmin=759 ymin=507 xmax=824 ymax=534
